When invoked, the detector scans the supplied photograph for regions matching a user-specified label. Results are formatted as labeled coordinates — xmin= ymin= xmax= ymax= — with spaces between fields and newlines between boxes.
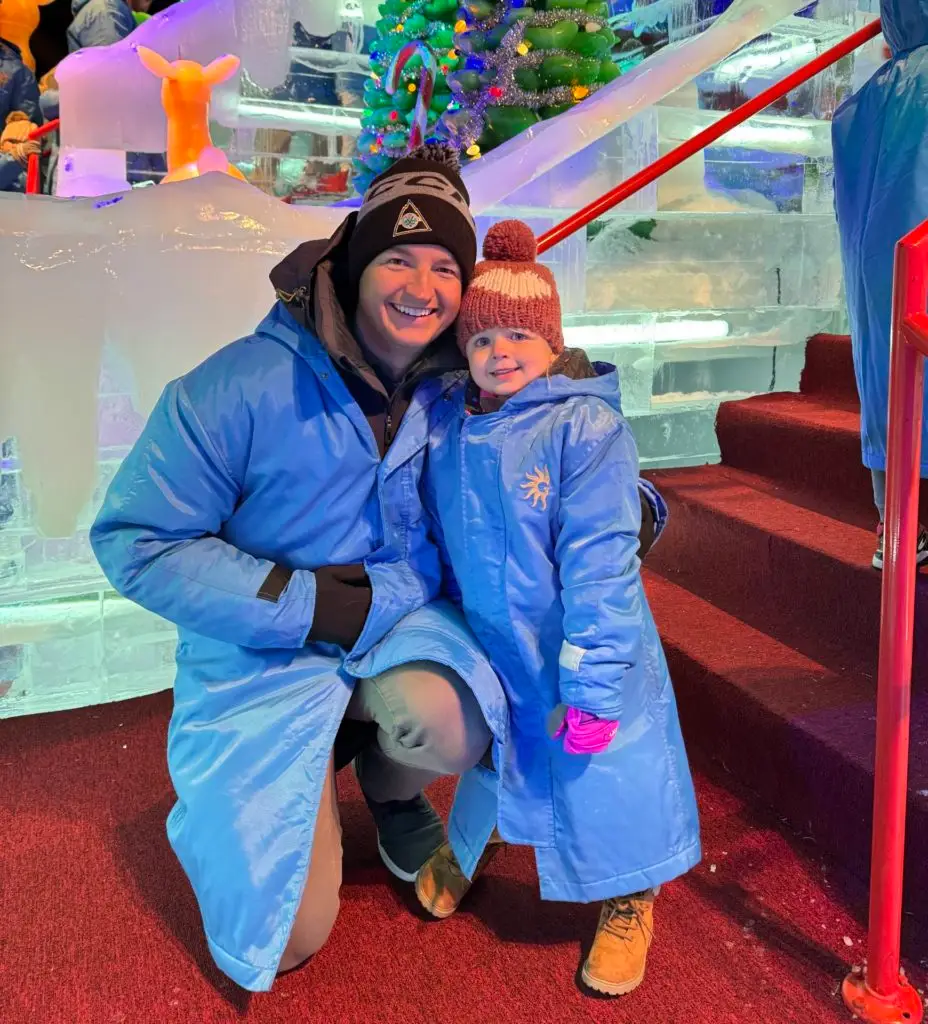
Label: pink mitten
xmin=553 ymin=706 xmax=619 ymax=755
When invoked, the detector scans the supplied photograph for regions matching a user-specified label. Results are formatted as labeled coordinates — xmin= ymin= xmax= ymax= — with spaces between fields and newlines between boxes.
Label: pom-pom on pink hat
xmin=457 ymin=220 xmax=563 ymax=354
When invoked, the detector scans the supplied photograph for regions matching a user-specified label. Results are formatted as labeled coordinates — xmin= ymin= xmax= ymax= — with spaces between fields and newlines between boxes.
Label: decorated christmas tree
xmin=443 ymin=0 xmax=620 ymax=161
xmin=352 ymin=0 xmax=463 ymax=194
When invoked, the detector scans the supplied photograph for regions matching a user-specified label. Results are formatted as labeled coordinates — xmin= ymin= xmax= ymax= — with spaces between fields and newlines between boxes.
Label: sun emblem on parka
xmin=520 ymin=465 xmax=552 ymax=510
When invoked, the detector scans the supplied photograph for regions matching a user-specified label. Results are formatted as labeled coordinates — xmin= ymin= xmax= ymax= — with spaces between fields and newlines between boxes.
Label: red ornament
xmin=488 ymin=86 xmax=503 ymax=98
xmin=389 ymin=110 xmax=399 ymax=121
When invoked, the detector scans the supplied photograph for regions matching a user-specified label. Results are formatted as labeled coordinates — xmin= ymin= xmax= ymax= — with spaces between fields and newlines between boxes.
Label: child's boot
xmin=581 ymin=888 xmax=656 ymax=996
xmin=415 ymin=832 xmax=504 ymax=919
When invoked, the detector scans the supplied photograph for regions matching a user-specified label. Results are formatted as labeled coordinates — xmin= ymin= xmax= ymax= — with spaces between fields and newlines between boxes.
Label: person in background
xmin=833 ymin=0 xmax=928 ymax=570
xmin=0 ymin=31 xmax=40 ymax=192
xmin=66 ymin=0 xmax=145 ymax=51
xmin=37 ymin=67 xmax=57 ymax=193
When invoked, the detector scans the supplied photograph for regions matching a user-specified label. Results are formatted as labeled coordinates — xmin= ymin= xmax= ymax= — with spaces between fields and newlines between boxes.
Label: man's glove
xmin=307 ymin=563 xmax=373 ymax=650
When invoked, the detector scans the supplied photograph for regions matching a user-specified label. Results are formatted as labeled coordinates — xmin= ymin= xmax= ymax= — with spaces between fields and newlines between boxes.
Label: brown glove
xmin=307 ymin=563 xmax=373 ymax=650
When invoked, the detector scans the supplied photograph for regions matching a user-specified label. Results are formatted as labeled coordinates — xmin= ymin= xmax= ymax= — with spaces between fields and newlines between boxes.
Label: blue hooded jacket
xmin=90 ymin=241 xmax=511 ymax=990
xmin=833 ymin=0 xmax=928 ymax=473
xmin=424 ymin=358 xmax=701 ymax=901
xmin=67 ymin=0 xmax=135 ymax=51
xmin=0 ymin=40 xmax=40 ymax=193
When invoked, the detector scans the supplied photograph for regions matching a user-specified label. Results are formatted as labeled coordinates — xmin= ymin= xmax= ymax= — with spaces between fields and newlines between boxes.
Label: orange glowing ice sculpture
xmin=137 ymin=46 xmax=246 ymax=184
xmin=0 ymin=0 xmax=54 ymax=72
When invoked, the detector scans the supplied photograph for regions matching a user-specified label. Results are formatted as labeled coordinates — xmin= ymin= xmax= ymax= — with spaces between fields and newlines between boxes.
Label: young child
xmin=414 ymin=220 xmax=701 ymax=996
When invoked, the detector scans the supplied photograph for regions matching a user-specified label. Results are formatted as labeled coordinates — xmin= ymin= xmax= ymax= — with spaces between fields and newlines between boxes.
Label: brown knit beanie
xmin=457 ymin=220 xmax=563 ymax=354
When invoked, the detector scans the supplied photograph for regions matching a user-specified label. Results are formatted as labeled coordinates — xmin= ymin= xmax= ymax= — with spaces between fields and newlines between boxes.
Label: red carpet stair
xmin=644 ymin=334 xmax=928 ymax=919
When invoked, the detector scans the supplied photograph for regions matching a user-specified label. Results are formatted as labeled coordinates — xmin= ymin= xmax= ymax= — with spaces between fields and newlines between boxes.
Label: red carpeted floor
xmin=644 ymin=334 xmax=928 ymax=918
xmin=3 ymin=689 xmax=924 ymax=1024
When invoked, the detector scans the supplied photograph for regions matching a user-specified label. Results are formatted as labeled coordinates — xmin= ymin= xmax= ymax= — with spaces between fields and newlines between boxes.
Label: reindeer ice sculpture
xmin=136 ymin=46 xmax=246 ymax=184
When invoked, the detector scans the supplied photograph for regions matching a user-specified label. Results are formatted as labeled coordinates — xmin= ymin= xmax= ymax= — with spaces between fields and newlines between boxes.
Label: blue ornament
xmin=465 ymin=55 xmax=484 ymax=70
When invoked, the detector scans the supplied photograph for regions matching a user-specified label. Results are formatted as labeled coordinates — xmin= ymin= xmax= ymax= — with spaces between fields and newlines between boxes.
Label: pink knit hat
xmin=456 ymin=220 xmax=564 ymax=354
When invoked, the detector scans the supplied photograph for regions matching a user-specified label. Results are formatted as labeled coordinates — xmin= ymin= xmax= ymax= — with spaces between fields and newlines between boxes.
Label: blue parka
xmin=424 ymin=360 xmax=701 ymax=901
xmin=67 ymin=0 xmax=135 ymax=51
xmin=833 ymin=0 xmax=928 ymax=473
xmin=90 ymin=291 xmax=511 ymax=991
xmin=0 ymin=40 xmax=40 ymax=193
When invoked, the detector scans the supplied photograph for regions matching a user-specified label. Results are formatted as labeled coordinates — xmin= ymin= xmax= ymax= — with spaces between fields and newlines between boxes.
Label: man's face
xmin=356 ymin=244 xmax=462 ymax=360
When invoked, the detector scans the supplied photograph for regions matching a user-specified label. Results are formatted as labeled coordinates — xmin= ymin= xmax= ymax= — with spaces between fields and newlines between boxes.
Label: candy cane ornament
xmin=386 ymin=41 xmax=438 ymax=151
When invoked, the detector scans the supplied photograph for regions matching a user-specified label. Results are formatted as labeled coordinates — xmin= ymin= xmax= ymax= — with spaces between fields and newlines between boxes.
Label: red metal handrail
xmin=25 ymin=118 xmax=59 ymax=196
xmin=840 ymin=224 xmax=928 ymax=1024
xmin=536 ymin=18 xmax=881 ymax=255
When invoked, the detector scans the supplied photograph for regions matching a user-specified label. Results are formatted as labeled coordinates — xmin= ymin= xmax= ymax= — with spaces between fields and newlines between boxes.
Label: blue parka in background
xmin=0 ymin=40 xmax=40 ymax=193
xmin=425 ymin=357 xmax=701 ymax=901
xmin=67 ymin=0 xmax=135 ymax=51
xmin=832 ymin=0 xmax=928 ymax=474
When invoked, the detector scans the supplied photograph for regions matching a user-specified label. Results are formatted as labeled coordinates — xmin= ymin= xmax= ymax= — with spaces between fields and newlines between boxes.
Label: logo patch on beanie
xmin=393 ymin=200 xmax=431 ymax=237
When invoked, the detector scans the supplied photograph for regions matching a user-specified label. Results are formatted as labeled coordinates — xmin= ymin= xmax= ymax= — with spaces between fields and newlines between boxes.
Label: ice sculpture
xmin=462 ymin=0 xmax=808 ymax=211
xmin=0 ymin=177 xmax=343 ymax=716
xmin=55 ymin=0 xmax=816 ymax=209
xmin=137 ymin=48 xmax=246 ymax=183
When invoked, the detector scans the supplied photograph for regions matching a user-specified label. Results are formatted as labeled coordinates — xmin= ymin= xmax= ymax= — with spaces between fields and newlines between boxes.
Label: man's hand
xmin=307 ymin=563 xmax=373 ymax=650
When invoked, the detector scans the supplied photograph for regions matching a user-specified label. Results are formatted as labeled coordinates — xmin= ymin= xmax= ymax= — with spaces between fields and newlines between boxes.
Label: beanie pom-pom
xmin=482 ymin=220 xmax=537 ymax=263
xmin=405 ymin=141 xmax=462 ymax=173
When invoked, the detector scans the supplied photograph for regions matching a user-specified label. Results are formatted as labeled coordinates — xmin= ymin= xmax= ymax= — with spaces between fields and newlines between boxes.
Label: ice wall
xmin=0 ymin=176 xmax=342 ymax=538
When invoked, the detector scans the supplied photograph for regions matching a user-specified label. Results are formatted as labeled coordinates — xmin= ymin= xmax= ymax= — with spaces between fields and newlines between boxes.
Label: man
xmin=91 ymin=144 xmax=664 ymax=991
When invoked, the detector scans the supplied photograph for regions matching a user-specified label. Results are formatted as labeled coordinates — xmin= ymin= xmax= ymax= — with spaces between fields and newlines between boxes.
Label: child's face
xmin=465 ymin=327 xmax=556 ymax=396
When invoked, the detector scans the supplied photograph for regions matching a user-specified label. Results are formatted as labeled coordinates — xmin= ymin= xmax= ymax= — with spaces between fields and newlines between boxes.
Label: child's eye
xmin=509 ymin=331 xmax=527 ymax=341
xmin=473 ymin=337 xmax=489 ymax=348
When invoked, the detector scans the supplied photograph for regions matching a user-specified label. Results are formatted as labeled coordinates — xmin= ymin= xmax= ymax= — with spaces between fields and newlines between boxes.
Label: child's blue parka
xmin=427 ymin=356 xmax=701 ymax=901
